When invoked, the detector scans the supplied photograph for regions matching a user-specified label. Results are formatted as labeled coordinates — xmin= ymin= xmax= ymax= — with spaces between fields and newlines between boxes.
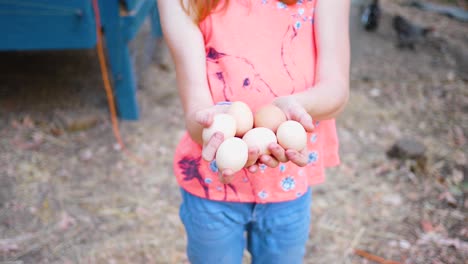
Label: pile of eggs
xmin=203 ymin=101 xmax=308 ymax=173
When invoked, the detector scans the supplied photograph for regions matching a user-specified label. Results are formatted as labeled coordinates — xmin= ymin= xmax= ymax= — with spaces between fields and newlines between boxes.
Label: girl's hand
xmin=196 ymin=104 xmax=260 ymax=183
xmin=196 ymin=105 xmax=233 ymax=184
xmin=247 ymin=96 xmax=313 ymax=169
xmin=254 ymin=143 xmax=309 ymax=169
xmin=195 ymin=103 xmax=230 ymax=161
xmin=245 ymin=147 xmax=260 ymax=173
xmin=272 ymin=95 xmax=315 ymax=132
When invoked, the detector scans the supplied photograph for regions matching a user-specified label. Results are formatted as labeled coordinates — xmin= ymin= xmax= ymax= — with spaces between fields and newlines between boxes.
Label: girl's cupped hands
xmin=196 ymin=96 xmax=314 ymax=184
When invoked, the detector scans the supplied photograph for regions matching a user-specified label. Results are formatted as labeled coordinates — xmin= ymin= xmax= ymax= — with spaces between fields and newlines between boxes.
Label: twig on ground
xmin=354 ymin=248 xmax=402 ymax=264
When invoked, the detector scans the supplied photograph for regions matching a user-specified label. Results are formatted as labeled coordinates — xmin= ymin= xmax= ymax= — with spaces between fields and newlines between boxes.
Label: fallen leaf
xmin=369 ymin=88 xmax=381 ymax=97
xmin=452 ymin=125 xmax=466 ymax=146
xmin=459 ymin=227 xmax=468 ymax=238
xmin=50 ymin=127 xmax=64 ymax=137
xmin=439 ymin=191 xmax=457 ymax=207
xmin=22 ymin=116 xmax=34 ymax=129
xmin=12 ymin=133 xmax=44 ymax=150
xmin=399 ymin=240 xmax=411 ymax=250
xmin=79 ymin=149 xmax=93 ymax=161
xmin=381 ymin=194 xmax=403 ymax=206
xmin=0 ymin=241 xmax=19 ymax=253
xmin=451 ymin=169 xmax=464 ymax=184
xmin=420 ymin=220 xmax=434 ymax=233
xmin=11 ymin=119 xmax=21 ymax=129
xmin=64 ymin=115 xmax=99 ymax=132
xmin=57 ymin=211 xmax=76 ymax=231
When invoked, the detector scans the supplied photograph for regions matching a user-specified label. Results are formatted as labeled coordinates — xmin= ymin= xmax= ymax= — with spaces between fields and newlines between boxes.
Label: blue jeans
xmin=179 ymin=188 xmax=312 ymax=264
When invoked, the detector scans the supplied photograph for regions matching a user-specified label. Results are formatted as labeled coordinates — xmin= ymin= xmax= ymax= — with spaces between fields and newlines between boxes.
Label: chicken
xmin=361 ymin=0 xmax=381 ymax=32
xmin=392 ymin=15 xmax=433 ymax=49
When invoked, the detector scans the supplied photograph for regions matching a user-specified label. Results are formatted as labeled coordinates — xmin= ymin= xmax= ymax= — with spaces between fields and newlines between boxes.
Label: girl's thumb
xmin=195 ymin=110 xmax=213 ymax=127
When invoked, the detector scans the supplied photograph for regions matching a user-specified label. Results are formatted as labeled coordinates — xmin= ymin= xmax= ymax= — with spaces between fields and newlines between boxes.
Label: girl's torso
xmin=173 ymin=0 xmax=340 ymax=203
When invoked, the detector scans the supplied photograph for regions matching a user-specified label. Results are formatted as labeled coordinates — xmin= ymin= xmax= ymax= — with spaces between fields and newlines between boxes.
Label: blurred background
xmin=0 ymin=0 xmax=467 ymax=263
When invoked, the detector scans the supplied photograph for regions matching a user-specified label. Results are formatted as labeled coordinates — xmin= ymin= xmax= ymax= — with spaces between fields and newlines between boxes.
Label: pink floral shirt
xmin=173 ymin=0 xmax=340 ymax=203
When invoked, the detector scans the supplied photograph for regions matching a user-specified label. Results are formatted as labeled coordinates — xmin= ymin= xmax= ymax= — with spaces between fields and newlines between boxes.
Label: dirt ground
xmin=0 ymin=1 xmax=467 ymax=263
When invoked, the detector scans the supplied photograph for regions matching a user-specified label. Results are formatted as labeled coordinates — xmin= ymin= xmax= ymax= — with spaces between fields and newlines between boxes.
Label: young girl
xmin=158 ymin=0 xmax=350 ymax=263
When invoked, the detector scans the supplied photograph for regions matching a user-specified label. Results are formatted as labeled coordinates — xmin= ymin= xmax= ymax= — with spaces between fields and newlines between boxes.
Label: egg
xmin=254 ymin=104 xmax=287 ymax=133
xmin=227 ymin=101 xmax=253 ymax=137
xmin=202 ymin=113 xmax=236 ymax=143
xmin=216 ymin=137 xmax=249 ymax=173
xmin=276 ymin=120 xmax=307 ymax=151
xmin=242 ymin=127 xmax=277 ymax=155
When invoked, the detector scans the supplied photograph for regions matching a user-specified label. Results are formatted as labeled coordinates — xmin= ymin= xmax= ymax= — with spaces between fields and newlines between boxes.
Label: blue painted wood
xmin=0 ymin=0 xmax=163 ymax=120
xmin=122 ymin=0 xmax=140 ymax=11
xmin=150 ymin=3 xmax=163 ymax=37
xmin=0 ymin=0 xmax=96 ymax=50
xmin=98 ymin=0 xmax=139 ymax=120
xmin=121 ymin=0 xmax=155 ymax=41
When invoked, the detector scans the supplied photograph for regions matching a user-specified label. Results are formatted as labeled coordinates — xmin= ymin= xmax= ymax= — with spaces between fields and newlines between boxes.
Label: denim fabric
xmin=179 ymin=188 xmax=312 ymax=264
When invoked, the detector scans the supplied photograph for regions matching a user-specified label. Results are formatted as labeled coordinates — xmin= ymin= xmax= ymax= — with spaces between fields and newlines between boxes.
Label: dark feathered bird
xmin=361 ymin=0 xmax=381 ymax=31
xmin=392 ymin=15 xmax=433 ymax=49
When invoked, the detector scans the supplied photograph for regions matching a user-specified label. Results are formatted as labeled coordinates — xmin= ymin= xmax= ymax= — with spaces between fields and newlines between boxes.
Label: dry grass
xmin=1 ymin=1 xmax=467 ymax=263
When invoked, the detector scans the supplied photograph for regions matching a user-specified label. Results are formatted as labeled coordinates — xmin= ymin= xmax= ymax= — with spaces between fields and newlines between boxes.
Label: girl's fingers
xmin=245 ymin=147 xmax=260 ymax=173
xmin=273 ymin=97 xmax=314 ymax=132
xmin=201 ymin=132 xmax=224 ymax=161
xmin=219 ymin=168 xmax=235 ymax=184
xmin=247 ymin=164 xmax=258 ymax=173
xmin=298 ymin=113 xmax=314 ymax=132
xmin=268 ymin=143 xmax=288 ymax=163
xmin=195 ymin=104 xmax=230 ymax=127
xmin=195 ymin=109 xmax=214 ymax=127
xmin=245 ymin=147 xmax=260 ymax=168
xmin=285 ymin=149 xmax=308 ymax=167
xmin=260 ymin=154 xmax=279 ymax=168
xmin=289 ymin=107 xmax=314 ymax=132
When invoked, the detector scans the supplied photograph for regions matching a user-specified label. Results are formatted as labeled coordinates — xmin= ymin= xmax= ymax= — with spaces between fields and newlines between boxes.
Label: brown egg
xmin=254 ymin=104 xmax=287 ymax=133
xmin=227 ymin=101 xmax=253 ymax=137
